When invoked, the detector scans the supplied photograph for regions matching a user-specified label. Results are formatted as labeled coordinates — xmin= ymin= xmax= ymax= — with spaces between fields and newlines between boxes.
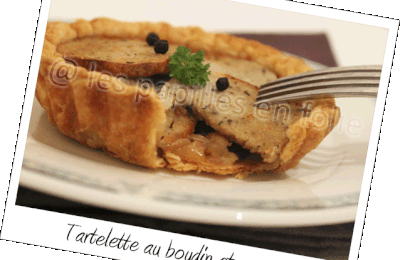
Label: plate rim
xmin=20 ymin=163 xmax=358 ymax=228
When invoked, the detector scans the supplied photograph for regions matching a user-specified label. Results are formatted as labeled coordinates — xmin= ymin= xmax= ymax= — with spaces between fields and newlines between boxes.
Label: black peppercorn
xmin=154 ymin=40 xmax=169 ymax=54
xmin=146 ymin=32 xmax=159 ymax=46
xmin=216 ymin=77 xmax=229 ymax=91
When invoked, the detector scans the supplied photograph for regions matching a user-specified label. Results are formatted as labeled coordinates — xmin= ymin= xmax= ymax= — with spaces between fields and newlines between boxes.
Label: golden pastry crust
xmin=38 ymin=49 xmax=167 ymax=169
xmin=165 ymin=151 xmax=279 ymax=179
xmin=37 ymin=17 xmax=339 ymax=176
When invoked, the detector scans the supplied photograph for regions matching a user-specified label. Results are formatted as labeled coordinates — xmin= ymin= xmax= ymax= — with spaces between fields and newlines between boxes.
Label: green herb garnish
xmin=168 ymin=46 xmax=211 ymax=87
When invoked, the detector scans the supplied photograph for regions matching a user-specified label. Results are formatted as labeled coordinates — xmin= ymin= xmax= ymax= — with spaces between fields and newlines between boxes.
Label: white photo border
xmin=1 ymin=0 xmax=398 ymax=259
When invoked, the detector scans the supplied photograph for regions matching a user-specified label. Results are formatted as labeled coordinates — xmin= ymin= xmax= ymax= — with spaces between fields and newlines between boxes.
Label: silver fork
xmin=255 ymin=65 xmax=381 ymax=105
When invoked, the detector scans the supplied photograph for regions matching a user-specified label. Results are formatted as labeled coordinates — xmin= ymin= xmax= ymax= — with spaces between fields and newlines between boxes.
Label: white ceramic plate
xmin=20 ymin=59 xmax=376 ymax=227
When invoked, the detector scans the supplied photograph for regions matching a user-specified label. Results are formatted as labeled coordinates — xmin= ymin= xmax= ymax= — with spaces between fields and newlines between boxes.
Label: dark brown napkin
xmin=235 ymin=33 xmax=338 ymax=67
xmin=17 ymin=34 xmax=351 ymax=260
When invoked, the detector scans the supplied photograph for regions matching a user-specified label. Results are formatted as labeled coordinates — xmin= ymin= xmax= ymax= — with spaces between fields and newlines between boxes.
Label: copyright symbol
xmin=49 ymin=58 xmax=78 ymax=88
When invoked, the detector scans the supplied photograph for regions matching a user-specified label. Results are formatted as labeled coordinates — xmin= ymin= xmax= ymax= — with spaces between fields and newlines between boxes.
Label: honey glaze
xmin=160 ymin=133 xmax=238 ymax=165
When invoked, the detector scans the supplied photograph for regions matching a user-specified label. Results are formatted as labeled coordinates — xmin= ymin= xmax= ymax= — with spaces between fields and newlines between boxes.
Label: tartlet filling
xmin=55 ymin=35 xmax=321 ymax=171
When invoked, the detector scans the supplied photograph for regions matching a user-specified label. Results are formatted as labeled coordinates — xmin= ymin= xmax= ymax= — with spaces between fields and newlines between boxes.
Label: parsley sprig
xmin=168 ymin=46 xmax=211 ymax=87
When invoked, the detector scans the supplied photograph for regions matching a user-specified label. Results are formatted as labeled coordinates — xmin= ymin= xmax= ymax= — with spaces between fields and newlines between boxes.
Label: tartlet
xmin=36 ymin=18 xmax=340 ymax=179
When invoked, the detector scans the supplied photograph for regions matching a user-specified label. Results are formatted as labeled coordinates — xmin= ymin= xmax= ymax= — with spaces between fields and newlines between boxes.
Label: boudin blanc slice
xmin=159 ymin=72 xmax=340 ymax=170
xmin=57 ymin=36 xmax=178 ymax=77
xmin=207 ymin=57 xmax=278 ymax=86
xmin=159 ymin=107 xmax=197 ymax=146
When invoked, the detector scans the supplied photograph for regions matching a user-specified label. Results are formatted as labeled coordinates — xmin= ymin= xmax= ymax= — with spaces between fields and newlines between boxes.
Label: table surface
xmin=18 ymin=33 xmax=355 ymax=260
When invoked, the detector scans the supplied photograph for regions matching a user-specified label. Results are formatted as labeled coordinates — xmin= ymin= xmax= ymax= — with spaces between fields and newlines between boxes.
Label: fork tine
xmin=258 ymin=71 xmax=381 ymax=96
xmin=256 ymin=65 xmax=382 ymax=105
xmin=255 ymin=84 xmax=378 ymax=104
xmin=260 ymin=65 xmax=381 ymax=89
